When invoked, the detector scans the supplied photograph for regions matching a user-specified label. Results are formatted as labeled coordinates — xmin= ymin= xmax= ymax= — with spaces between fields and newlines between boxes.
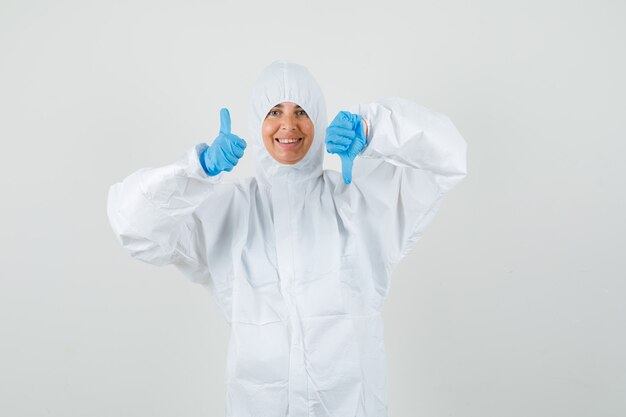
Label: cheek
xmin=302 ymin=120 xmax=315 ymax=138
xmin=262 ymin=122 xmax=277 ymax=143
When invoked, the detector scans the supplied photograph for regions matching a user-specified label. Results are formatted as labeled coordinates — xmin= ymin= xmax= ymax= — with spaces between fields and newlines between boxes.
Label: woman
xmin=107 ymin=60 xmax=467 ymax=417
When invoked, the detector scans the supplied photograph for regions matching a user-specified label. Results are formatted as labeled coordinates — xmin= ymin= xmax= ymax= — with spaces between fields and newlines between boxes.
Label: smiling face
xmin=262 ymin=102 xmax=315 ymax=165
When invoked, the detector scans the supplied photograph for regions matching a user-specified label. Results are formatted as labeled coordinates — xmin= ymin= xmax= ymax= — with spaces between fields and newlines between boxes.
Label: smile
xmin=275 ymin=137 xmax=303 ymax=144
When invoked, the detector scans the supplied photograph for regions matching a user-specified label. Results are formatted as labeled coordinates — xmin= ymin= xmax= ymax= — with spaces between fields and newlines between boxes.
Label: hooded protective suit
xmin=107 ymin=61 xmax=467 ymax=417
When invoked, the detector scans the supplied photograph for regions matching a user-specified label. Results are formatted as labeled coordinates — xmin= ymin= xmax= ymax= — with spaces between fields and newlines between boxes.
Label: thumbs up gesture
xmin=325 ymin=111 xmax=367 ymax=184
xmin=200 ymin=108 xmax=247 ymax=176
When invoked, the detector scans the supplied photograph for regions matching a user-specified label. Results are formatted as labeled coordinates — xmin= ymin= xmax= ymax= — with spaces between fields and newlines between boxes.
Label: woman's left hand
xmin=325 ymin=111 xmax=368 ymax=184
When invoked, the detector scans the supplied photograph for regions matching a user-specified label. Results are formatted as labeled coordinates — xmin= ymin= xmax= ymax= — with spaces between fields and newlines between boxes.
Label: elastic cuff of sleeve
xmin=179 ymin=143 xmax=224 ymax=182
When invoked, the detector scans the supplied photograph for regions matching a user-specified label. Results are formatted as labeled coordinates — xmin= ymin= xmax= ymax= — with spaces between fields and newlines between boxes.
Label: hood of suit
xmin=248 ymin=61 xmax=327 ymax=185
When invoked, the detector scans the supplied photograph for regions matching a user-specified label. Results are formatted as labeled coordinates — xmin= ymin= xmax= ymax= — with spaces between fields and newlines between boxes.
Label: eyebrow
xmin=272 ymin=104 xmax=304 ymax=109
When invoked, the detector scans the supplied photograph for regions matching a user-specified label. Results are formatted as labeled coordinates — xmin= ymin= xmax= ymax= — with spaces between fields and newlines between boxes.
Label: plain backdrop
xmin=1 ymin=0 xmax=624 ymax=416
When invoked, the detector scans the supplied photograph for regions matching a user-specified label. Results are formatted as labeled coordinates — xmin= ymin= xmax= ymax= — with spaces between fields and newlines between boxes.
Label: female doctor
xmin=107 ymin=60 xmax=467 ymax=417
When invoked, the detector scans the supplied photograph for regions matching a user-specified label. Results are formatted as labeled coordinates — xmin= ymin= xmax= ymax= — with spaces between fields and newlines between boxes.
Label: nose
xmin=280 ymin=114 xmax=297 ymax=130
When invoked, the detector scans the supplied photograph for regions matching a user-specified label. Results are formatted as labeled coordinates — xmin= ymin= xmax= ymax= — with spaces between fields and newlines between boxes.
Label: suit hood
xmin=248 ymin=61 xmax=327 ymax=185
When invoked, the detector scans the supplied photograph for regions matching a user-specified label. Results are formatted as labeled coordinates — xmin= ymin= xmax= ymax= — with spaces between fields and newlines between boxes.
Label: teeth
xmin=276 ymin=138 xmax=301 ymax=144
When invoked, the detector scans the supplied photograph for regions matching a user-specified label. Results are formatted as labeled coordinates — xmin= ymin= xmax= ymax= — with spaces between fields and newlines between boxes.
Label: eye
xmin=297 ymin=110 xmax=309 ymax=117
xmin=267 ymin=109 xmax=280 ymax=117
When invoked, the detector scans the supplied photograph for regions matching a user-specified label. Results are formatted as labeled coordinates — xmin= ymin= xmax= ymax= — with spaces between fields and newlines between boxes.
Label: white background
xmin=1 ymin=0 xmax=624 ymax=416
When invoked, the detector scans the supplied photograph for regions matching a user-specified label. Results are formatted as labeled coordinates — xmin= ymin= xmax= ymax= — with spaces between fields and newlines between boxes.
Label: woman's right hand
xmin=200 ymin=108 xmax=247 ymax=176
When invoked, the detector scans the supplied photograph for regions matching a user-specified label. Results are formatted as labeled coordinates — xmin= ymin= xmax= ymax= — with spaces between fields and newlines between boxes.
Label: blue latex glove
xmin=200 ymin=108 xmax=247 ymax=176
xmin=325 ymin=111 xmax=367 ymax=184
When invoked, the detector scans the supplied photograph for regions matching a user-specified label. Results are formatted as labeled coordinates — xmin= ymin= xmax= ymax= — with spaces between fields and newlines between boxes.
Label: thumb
xmin=219 ymin=108 xmax=231 ymax=135
xmin=340 ymin=154 xmax=354 ymax=185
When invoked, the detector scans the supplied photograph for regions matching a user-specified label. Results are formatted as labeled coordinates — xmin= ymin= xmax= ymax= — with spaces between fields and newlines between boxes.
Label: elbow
xmin=107 ymin=184 xmax=175 ymax=267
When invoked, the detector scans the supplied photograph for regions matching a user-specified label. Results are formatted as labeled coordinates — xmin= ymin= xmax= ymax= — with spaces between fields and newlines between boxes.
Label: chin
xmin=280 ymin=157 xmax=302 ymax=165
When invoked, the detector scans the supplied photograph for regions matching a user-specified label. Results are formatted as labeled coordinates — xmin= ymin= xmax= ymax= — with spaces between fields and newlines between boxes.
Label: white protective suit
xmin=107 ymin=61 xmax=467 ymax=417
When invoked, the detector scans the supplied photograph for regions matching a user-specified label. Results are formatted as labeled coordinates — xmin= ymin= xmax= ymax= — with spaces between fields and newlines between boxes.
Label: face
xmin=262 ymin=101 xmax=314 ymax=165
